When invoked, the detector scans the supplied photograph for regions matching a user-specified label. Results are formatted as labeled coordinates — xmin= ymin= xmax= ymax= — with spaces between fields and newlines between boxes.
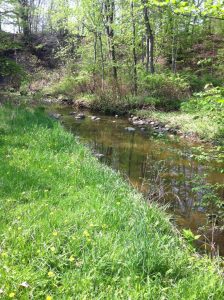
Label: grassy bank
xmin=0 ymin=105 xmax=224 ymax=299
xmin=136 ymin=110 xmax=222 ymax=142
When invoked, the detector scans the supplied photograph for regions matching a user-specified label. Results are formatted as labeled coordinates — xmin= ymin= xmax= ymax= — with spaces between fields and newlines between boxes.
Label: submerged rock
xmin=132 ymin=116 xmax=139 ymax=121
xmin=58 ymin=95 xmax=73 ymax=104
xmin=91 ymin=116 xmax=101 ymax=121
xmin=133 ymin=120 xmax=147 ymax=126
xmin=75 ymin=99 xmax=91 ymax=109
xmin=49 ymin=113 xmax=61 ymax=120
xmin=125 ymin=127 xmax=136 ymax=132
xmin=42 ymin=98 xmax=58 ymax=104
xmin=94 ymin=153 xmax=105 ymax=159
xmin=75 ymin=113 xmax=86 ymax=120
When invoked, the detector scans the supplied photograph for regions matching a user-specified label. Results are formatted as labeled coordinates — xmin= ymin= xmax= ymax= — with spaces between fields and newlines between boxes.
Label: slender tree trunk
xmin=141 ymin=36 xmax=145 ymax=63
xmin=171 ymin=37 xmax=177 ymax=74
xmin=110 ymin=0 xmax=117 ymax=81
xmin=99 ymin=33 xmax=105 ymax=91
xmin=142 ymin=0 xmax=155 ymax=74
xmin=93 ymin=32 xmax=98 ymax=90
xmin=171 ymin=21 xmax=177 ymax=74
xmin=104 ymin=0 xmax=118 ymax=81
xmin=130 ymin=1 xmax=138 ymax=95
xmin=18 ymin=0 xmax=31 ymax=40
xmin=94 ymin=32 xmax=97 ymax=65
xmin=111 ymin=42 xmax=117 ymax=80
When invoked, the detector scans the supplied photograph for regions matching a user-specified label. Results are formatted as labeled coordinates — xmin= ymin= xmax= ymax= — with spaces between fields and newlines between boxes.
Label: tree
xmin=141 ymin=0 xmax=155 ymax=74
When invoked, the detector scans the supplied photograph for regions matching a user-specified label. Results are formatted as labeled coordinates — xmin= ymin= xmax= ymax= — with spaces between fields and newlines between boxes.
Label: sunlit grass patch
xmin=137 ymin=110 xmax=223 ymax=142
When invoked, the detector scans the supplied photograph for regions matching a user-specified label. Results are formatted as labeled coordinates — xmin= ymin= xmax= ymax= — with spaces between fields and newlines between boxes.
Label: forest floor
xmin=0 ymin=104 xmax=224 ymax=299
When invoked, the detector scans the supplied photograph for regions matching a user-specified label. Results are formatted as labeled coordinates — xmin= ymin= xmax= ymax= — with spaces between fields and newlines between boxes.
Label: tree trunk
xmin=141 ymin=36 xmax=145 ymax=63
xmin=18 ymin=0 xmax=31 ymax=40
xmin=99 ymin=33 xmax=105 ymax=91
xmin=171 ymin=22 xmax=177 ymax=74
xmin=104 ymin=0 xmax=118 ymax=81
xmin=93 ymin=32 xmax=98 ymax=90
xmin=142 ymin=0 xmax=155 ymax=74
xmin=94 ymin=32 xmax=97 ymax=65
xmin=130 ymin=1 xmax=138 ymax=95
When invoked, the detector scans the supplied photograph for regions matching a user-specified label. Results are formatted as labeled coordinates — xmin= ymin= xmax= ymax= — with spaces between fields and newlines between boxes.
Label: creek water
xmin=50 ymin=105 xmax=224 ymax=255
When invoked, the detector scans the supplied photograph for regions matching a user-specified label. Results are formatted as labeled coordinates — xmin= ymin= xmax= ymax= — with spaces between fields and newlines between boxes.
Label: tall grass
xmin=0 ymin=105 xmax=223 ymax=299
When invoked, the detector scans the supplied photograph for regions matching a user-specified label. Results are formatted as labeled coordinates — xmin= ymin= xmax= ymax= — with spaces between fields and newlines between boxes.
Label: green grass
xmin=0 ymin=105 xmax=224 ymax=299
xmin=136 ymin=110 xmax=223 ymax=142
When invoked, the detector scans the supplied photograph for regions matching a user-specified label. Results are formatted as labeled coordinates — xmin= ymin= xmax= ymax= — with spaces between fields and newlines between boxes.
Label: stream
xmin=49 ymin=105 xmax=224 ymax=255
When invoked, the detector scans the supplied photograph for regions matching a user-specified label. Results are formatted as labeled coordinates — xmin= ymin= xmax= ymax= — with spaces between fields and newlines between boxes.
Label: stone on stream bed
xmin=128 ymin=116 xmax=183 ymax=137
xmin=132 ymin=116 xmax=139 ymax=121
xmin=49 ymin=113 xmax=62 ymax=120
xmin=94 ymin=153 xmax=105 ymax=159
xmin=91 ymin=116 xmax=101 ymax=121
xmin=58 ymin=95 xmax=74 ymax=104
xmin=125 ymin=127 xmax=136 ymax=132
xmin=129 ymin=116 xmax=182 ymax=137
xmin=75 ymin=113 xmax=86 ymax=120
xmin=133 ymin=120 xmax=147 ymax=126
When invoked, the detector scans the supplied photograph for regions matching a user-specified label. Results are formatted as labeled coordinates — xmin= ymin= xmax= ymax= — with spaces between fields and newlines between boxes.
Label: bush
xmin=181 ymin=87 xmax=224 ymax=140
xmin=0 ymin=57 xmax=26 ymax=88
xmin=139 ymin=73 xmax=190 ymax=111
xmin=182 ymin=73 xmax=223 ymax=92
xmin=181 ymin=87 xmax=224 ymax=113
xmin=49 ymin=72 xmax=91 ymax=97
xmin=91 ymin=90 xmax=159 ymax=115
xmin=91 ymin=90 xmax=128 ymax=114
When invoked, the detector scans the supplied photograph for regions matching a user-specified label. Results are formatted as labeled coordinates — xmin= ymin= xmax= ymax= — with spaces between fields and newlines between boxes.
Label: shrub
xmin=91 ymin=90 xmax=128 ymax=114
xmin=182 ymin=73 xmax=223 ymax=92
xmin=91 ymin=88 xmax=159 ymax=115
xmin=181 ymin=87 xmax=224 ymax=113
xmin=0 ymin=57 xmax=26 ymax=88
xmin=49 ymin=72 xmax=91 ymax=97
xmin=181 ymin=87 xmax=224 ymax=140
xmin=139 ymin=73 xmax=190 ymax=111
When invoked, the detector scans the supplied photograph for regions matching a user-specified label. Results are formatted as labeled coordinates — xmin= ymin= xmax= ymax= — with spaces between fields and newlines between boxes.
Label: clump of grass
xmin=0 ymin=105 xmax=223 ymax=299
xmin=138 ymin=73 xmax=190 ymax=111
xmin=137 ymin=86 xmax=224 ymax=142
xmin=137 ymin=110 xmax=222 ymax=141
xmin=46 ymin=72 xmax=91 ymax=98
